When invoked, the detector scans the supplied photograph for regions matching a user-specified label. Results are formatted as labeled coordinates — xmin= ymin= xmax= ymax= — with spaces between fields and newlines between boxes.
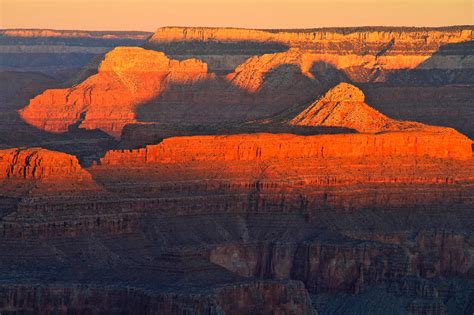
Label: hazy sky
xmin=1 ymin=0 xmax=473 ymax=31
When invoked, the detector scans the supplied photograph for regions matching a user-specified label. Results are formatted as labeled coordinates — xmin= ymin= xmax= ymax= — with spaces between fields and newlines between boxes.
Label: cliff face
xmin=209 ymin=231 xmax=473 ymax=295
xmin=0 ymin=147 xmax=90 ymax=180
xmin=146 ymin=27 xmax=474 ymax=83
xmin=101 ymin=131 xmax=473 ymax=165
xmin=147 ymin=27 xmax=473 ymax=54
xmin=19 ymin=47 xmax=209 ymax=136
xmin=0 ymin=147 xmax=96 ymax=193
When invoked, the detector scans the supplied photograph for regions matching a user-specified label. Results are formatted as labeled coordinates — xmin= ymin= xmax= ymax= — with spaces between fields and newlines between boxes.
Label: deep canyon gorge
xmin=0 ymin=25 xmax=473 ymax=314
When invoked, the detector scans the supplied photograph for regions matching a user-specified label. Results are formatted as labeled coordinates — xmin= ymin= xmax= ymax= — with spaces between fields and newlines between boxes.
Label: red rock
xmin=101 ymin=130 xmax=472 ymax=166
xmin=0 ymin=147 xmax=97 ymax=192
xmin=19 ymin=47 xmax=209 ymax=137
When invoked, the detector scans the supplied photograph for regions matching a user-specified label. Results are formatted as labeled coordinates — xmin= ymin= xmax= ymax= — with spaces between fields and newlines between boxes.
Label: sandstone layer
xmin=0 ymin=147 xmax=96 ymax=193
xmin=0 ymin=147 xmax=89 ymax=180
xmin=1 ymin=140 xmax=473 ymax=313
xmin=101 ymin=131 xmax=472 ymax=165
xmin=148 ymin=26 xmax=473 ymax=52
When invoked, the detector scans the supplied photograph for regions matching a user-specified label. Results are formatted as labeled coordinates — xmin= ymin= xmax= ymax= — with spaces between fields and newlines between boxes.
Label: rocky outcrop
xmin=0 ymin=147 xmax=89 ymax=180
xmin=19 ymin=47 xmax=209 ymax=136
xmin=225 ymin=49 xmax=342 ymax=105
xmin=101 ymin=130 xmax=473 ymax=165
xmin=0 ymin=147 xmax=96 ymax=193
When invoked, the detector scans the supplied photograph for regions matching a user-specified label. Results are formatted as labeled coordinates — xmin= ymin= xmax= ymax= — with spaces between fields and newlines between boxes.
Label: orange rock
xmin=101 ymin=131 xmax=473 ymax=166
xmin=148 ymin=27 xmax=473 ymax=51
xmin=0 ymin=147 xmax=91 ymax=180
xmin=19 ymin=47 xmax=209 ymax=137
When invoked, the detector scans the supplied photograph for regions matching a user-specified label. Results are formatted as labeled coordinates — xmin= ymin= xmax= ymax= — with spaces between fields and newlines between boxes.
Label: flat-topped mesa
xmin=18 ymin=47 xmax=209 ymax=137
xmin=289 ymin=82 xmax=427 ymax=133
xmin=0 ymin=147 xmax=92 ymax=181
xmin=147 ymin=27 xmax=474 ymax=83
xmin=0 ymin=29 xmax=151 ymax=40
xmin=148 ymin=26 xmax=473 ymax=54
xmin=101 ymin=131 xmax=473 ymax=166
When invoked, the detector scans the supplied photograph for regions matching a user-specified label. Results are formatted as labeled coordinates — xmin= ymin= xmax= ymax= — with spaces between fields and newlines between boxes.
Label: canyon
xmin=0 ymin=26 xmax=473 ymax=314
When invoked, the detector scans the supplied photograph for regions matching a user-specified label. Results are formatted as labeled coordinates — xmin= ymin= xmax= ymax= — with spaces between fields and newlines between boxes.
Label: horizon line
xmin=2 ymin=24 xmax=474 ymax=33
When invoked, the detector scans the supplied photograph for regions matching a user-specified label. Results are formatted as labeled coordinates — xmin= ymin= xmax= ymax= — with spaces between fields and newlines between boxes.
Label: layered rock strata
xmin=0 ymin=147 xmax=90 ymax=180
xmin=0 ymin=147 xmax=97 ymax=193
xmin=146 ymin=26 xmax=474 ymax=84
xmin=101 ymin=131 xmax=472 ymax=165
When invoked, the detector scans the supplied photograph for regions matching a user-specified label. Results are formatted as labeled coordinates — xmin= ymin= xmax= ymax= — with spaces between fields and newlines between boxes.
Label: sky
xmin=1 ymin=0 xmax=473 ymax=31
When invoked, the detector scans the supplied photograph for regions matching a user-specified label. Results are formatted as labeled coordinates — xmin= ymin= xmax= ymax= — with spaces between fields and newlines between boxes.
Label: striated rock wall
xmin=0 ymin=147 xmax=91 ymax=180
xmin=147 ymin=27 xmax=473 ymax=54
xmin=209 ymin=230 xmax=473 ymax=295
xmin=147 ymin=26 xmax=474 ymax=82
xmin=101 ymin=132 xmax=473 ymax=165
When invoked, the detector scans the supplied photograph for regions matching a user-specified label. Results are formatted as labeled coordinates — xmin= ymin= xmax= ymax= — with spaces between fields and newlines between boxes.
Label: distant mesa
xmin=0 ymin=29 xmax=151 ymax=40
xmin=147 ymin=26 xmax=473 ymax=54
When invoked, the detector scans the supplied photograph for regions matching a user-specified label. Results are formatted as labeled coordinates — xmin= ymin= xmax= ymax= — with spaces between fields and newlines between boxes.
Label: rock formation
xmin=19 ymin=47 xmax=209 ymax=136
xmin=101 ymin=130 xmax=472 ymax=165
xmin=289 ymin=82 xmax=423 ymax=132
xmin=0 ymin=147 xmax=89 ymax=180
xmin=147 ymin=26 xmax=473 ymax=52
xmin=0 ymin=147 xmax=97 ymax=193
xmin=17 ymin=26 xmax=474 ymax=137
